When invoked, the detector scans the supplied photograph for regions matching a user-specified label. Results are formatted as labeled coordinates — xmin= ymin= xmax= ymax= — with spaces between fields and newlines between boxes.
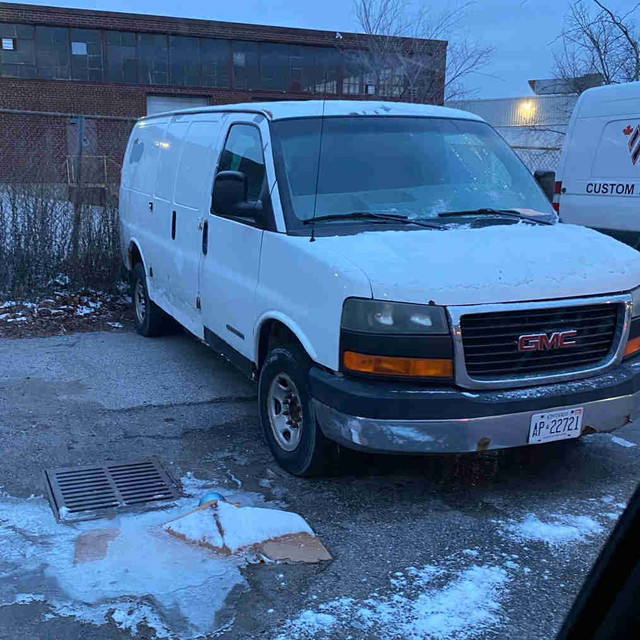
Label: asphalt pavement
xmin=0 ymin=329 xmax=638 ymax=640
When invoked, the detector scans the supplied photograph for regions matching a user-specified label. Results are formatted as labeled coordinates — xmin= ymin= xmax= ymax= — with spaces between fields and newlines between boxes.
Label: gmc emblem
xmin=518 ymin=330 xmax=578 ymax=352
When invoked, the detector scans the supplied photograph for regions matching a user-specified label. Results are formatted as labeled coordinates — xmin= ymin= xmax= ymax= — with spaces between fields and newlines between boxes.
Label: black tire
xmin=258 ymin=342 xmax=336 ymax=476
xmin=131 ymin=262 xmax=166 ymax=337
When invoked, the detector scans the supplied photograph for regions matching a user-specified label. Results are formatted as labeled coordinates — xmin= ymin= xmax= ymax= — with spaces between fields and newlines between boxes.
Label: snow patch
xmin=278 ymin=564 xmax=509 ymax=640
xmin=501 ymin=513 xmax=603 ymax=546
xmin=0 ymin=476 xmax=262 ymax=638
xmin=217 ymin=501 xmax=313 ymax=553
xmin=610 ymin=435 xmax=637 ymax=448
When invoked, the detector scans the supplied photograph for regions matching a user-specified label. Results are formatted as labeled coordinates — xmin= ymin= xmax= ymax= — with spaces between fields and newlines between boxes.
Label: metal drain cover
xmin=44 ymin=456 xmax=182 ymax=522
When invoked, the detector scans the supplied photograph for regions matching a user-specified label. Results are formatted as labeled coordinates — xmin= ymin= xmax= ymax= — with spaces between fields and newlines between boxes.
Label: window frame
xmin=1 ymin=37 xmax=16 ymax=51
xmin=211 ymin=121 xmax=270 ymax=228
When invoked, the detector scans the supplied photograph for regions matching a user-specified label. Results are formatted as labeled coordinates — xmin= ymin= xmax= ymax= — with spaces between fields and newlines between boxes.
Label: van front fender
xmin=254 ymin=312 xmax=319 ymax=367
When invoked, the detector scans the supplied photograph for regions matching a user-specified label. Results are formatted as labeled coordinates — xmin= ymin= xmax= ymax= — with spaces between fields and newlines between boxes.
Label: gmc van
xmin=555 ymin=81 xmax=640 ymax=247
xmin=120 ymin=100 xmax=640 ymax=476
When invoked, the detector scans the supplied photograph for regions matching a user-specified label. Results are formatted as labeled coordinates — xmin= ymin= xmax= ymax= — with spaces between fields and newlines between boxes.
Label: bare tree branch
xmin=347 ymin=0 xmax=494 ymax=103
xmin=554 ymin=0 xmax=640 ymax=93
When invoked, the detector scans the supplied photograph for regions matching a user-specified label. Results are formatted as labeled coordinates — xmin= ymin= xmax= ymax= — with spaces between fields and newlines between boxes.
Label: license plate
xmin=528 ymin=407 xmax=584 ymax=444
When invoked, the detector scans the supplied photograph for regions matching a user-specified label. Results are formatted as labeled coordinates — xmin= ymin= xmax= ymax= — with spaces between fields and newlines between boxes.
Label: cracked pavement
xmin=0 ymin=329 xmax=639 ymax=639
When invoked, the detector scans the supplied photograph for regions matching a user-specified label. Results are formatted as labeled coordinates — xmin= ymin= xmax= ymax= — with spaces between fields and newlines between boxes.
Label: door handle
xmin=202 ymin=220 xmax=208 ymax=255
xmin=148 ymin=201 xmax=153 ymax=212
xmin=171 ymin=211 xmax=176 ymax=240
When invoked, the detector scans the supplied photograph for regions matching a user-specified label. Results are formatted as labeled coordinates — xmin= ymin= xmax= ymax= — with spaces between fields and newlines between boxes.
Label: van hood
xmin=317 ymin=223 xmax=640 ymax=306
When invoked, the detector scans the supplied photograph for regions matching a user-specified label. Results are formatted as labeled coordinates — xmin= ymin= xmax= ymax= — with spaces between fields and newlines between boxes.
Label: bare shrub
xmin=0 ymin=166 xmax=124 ymax=298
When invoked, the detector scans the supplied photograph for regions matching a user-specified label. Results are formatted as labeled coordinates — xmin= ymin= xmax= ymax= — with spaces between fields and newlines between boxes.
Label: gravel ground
xmin=0 ymin=329 xmax=638 ymax=640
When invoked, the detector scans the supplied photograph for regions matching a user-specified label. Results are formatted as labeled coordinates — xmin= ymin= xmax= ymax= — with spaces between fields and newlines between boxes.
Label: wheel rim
xmin=134 ymin=280 xmax=147 ymax=325
xmin=267 ymin=372 xmax=304 ymax=452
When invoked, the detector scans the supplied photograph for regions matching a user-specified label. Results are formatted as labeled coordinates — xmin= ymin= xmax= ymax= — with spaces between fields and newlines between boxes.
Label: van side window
xmin=217 ymin=124 xmax=266 ymax=201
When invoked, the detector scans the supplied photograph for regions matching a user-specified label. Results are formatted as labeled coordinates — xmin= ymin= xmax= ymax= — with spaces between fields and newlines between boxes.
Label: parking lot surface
xmin=0 ymin=329 xmax=638 ymax=639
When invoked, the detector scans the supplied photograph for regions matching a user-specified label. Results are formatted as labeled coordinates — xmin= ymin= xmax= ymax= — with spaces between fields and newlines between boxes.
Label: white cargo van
xmin=555 ymin=82 xmax=640 ymax=246
xmin=120 ymin=100 xmax=640 ymax=476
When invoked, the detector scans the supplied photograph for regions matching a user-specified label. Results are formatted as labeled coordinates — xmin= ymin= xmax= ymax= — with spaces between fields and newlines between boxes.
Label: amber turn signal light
xmin=624 ymin=335 xmax=640 ymax=358
xmin=343 ymin=351 xmax=453 ymax=378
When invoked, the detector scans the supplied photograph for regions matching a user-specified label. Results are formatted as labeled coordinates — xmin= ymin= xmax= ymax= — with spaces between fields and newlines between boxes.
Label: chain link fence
xmin=511 ymin=145 xmax=562 ymax=173
xmin=0 ymin=109 xmax=135 ymax=296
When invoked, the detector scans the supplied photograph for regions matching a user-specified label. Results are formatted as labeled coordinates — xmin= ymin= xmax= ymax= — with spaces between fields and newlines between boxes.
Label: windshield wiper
xmin=437 ymin=208 xmax=554 ymax=225
xmin=303 ymin=211 xmax=442 ymax=230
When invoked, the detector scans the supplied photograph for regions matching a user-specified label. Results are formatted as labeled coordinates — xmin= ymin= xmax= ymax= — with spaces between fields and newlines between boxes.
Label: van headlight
xmin=341 ymin=299 xmax=449 ymax=334
xmin=340 ymin=299 xmax=453 ymax=378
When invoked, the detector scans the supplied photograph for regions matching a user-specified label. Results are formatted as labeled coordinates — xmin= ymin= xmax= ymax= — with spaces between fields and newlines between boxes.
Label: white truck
xmin=555 ymin=81 xmax=640 ymax=247
xmin=120 ymin=100 xmax=640 ymax=475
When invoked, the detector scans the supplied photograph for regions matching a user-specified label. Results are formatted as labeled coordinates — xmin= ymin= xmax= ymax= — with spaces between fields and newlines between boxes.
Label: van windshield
xmin=270 ymin=116 xmax=554 ymax=229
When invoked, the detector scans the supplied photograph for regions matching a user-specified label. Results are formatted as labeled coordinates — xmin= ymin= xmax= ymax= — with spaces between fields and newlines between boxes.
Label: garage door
xmin=146 ymin=95 xmax=209 ymax=116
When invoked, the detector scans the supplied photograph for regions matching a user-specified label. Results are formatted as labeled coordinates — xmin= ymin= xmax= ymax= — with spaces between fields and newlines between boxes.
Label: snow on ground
xmin=278 ymin=563 xmax=510 ymax=640
xmin=610 ymin=435 xmax=637 ymax=448
xmin=0 ymin=474 xmax=291 ymax=639
xmin=499 ymin=513 xmax=603 ymax=546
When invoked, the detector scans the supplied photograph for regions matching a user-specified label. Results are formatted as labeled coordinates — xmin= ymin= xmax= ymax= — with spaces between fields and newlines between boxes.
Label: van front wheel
xmin=258 ymin=343 xmax=335 ymax=476
xmin=131 ymin=263 xmax=165 ymax=337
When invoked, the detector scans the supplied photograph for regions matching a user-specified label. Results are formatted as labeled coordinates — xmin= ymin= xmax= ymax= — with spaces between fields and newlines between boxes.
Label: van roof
xmin=574 ymin=81 xmax=640 ymax=119
xmin=139 ymin=99 xmax=484 ymax=123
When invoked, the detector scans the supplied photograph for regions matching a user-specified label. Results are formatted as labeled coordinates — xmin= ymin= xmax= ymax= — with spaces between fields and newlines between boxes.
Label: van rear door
xmin=153 ymin=118 xmax=189 ymax=315
xmin=123 ymin=118 xmax=168 ymax=301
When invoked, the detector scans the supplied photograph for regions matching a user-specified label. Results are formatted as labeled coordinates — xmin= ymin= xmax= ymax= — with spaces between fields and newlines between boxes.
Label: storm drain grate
xmin=44 ymin=456 xmax=182 ymax=522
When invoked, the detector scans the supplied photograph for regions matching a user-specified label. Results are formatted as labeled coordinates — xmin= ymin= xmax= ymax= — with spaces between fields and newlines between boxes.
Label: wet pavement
xmin=0 ymin=330 xmax=638 ymax=639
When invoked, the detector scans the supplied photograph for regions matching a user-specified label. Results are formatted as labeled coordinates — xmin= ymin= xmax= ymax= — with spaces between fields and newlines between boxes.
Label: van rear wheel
xmin=131 ymin=263 xmax=165 ymax=337
xmin=258 ymin=342 xmax=336 ymax=476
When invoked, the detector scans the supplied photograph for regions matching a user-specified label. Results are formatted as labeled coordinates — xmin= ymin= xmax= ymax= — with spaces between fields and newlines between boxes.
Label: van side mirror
xmin=211 ymin=171 xmax=267 ymax=228
xmin=212 ymin=171 xmax=248 ymax=216
xmin=534 ymin=170 xmax=555 ymax=203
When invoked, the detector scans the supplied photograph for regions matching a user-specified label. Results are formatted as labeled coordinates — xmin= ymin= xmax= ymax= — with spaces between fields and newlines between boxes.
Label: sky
xmin=2 ymin=0 xmax=589 ymax=99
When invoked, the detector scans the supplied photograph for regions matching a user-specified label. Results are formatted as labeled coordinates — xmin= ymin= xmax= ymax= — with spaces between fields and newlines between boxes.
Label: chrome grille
xmin=460 ymin=303 xmax=622 ymax=379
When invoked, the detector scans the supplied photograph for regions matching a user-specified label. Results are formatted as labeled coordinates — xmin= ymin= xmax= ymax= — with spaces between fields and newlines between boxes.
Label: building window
xmin=71 ymin=41 xmax=87 ymax=56
xmin=315 ymin=47 xmax=341 ymax=94
xmin=232 ymin=41 xmax=260 ymax=90
xmin=169 ymin=36 xmax=200 ymax=87
xmin=138 ymin=33 xmax=168 ymax=85
xmin=35 ymin=26 xmax=70 ymax=80
xmin=201 ymin=38 xmax=230 ymax=88
xmin=105 ymin=31 xmax=137 ymax=83
xmin=0 ymin=25 xmax=36 ymax=78
xmin=70 ymin=29 xmax=103 ymax=81
xmin=289 ymin=45 xmax=315 ymax=92
xmin=260 ymin=43 xmax=289 ymax=91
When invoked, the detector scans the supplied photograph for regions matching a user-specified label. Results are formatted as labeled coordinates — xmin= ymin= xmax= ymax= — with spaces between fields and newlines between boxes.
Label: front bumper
xmin=309 ymin=358 xmax=640 ymax=454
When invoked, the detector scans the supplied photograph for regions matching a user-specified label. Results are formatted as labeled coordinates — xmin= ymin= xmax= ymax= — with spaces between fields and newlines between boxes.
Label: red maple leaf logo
xmin=624 ymin=125 xmax=634 ymax=135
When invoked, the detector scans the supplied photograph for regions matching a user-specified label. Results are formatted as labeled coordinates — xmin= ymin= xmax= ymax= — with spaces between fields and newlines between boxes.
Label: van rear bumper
xmin=309 ymin=360 xmax=640 ymax=453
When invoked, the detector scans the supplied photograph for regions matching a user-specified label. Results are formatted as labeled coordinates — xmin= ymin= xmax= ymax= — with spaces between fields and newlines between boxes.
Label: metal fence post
xmin=70 ymin=115 xmax=85 ymax=264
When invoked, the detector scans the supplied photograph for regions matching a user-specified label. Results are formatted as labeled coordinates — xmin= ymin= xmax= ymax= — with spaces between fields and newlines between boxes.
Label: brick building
xmin=0 ymin=2 xmax=446 ymax=186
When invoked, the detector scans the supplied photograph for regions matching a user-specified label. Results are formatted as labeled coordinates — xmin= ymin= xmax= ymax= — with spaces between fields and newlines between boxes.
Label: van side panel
xmin=168 ymin=117 xmax=223 ymax=338
xmin=559 ymin=85 xmax=640 ymax=235
xmin=152 ymin=120 xmax=190 ymax=313
xmin=120 ymin=118 xmax=169 ymax=291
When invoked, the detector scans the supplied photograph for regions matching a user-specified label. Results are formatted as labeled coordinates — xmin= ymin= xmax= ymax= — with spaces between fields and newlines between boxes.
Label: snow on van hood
xmin=319 ymin=223 xmax=640 ymax=306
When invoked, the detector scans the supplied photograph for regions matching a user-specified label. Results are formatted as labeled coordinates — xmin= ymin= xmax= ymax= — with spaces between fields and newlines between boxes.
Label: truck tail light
xmin=553 ymin=180 xmax=562 ymax=214
xmin=343 ymin=351 xmax=453 ymax=378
